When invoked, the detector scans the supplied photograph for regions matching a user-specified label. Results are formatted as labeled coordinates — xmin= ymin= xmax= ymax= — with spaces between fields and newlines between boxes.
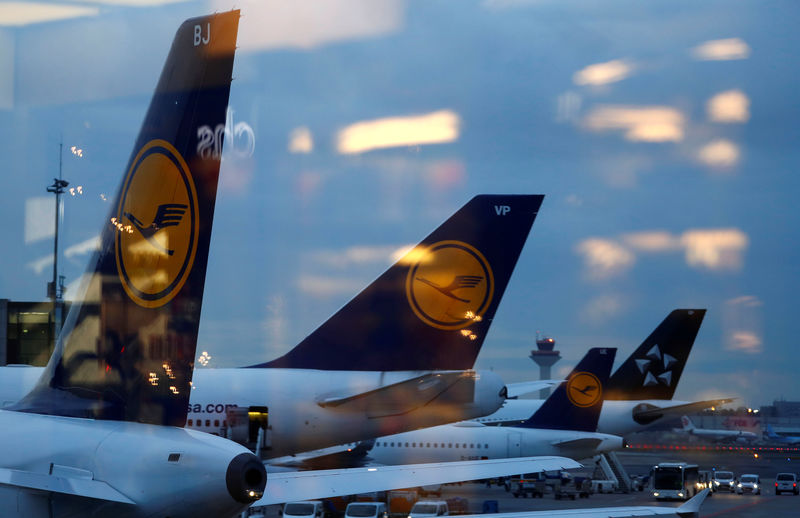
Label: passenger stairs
xmin=591 ymin=452 xmax=632 ymax=493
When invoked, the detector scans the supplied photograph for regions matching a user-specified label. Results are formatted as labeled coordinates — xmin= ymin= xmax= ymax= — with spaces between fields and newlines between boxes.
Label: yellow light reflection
xmin=707 ymin=90 xmax=750 ymax=123
xmin=336 ymin=110 xmax=460 ymax=154
xmin=691 ymin=38 xmax=751 ymax=61
xmin=573 ymin=59 xmax=634 ymax=86
xmin=582 ymin=105 xmax=685 ymax=142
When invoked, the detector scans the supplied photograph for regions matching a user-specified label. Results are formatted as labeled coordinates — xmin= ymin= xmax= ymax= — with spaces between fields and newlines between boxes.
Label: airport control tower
xmin=529 ymin=334 xmax=561 ymax=399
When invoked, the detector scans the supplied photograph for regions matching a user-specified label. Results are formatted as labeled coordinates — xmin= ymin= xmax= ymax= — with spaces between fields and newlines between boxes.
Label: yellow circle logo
xmin=566 ymin=372 xmax=602 ymax=408
xmin=115 ymin=139 xmax=199 ymax=308
xmin=405 ymin=240 xmax=494 ymax=330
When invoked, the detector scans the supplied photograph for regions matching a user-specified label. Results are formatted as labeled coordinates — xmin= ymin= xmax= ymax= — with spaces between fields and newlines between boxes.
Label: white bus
xmin=651 ymin=462 xmax=700 ymax=500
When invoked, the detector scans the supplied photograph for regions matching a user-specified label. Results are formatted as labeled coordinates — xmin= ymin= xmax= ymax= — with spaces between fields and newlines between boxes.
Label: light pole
xmin=46 ymin=142 xmax=69 ymax=336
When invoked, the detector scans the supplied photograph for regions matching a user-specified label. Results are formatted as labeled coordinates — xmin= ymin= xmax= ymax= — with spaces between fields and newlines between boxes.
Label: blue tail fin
xmin=519 ymin=347 xmax=616 ymax=432
xmin=252 ymin=195 xmax=544 ymax=371
xmin=605 ymin=309 xmax=705 ymax=400
xmin=12 ymin=12 xmax=239 ymax=426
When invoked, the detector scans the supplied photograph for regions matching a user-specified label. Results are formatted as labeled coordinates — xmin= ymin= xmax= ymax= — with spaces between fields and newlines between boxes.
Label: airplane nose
xmin=226 ymin=452 xmax=267 ymax=503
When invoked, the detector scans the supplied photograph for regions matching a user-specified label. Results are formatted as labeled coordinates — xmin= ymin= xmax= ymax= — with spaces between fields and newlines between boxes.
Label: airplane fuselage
xmin=0 ymin=410 xmax=260 ymax=518
xmin=0 ymin=366 xmax=505 ymax=458
xmin=361 ymin=421 xmax=622 ymax=465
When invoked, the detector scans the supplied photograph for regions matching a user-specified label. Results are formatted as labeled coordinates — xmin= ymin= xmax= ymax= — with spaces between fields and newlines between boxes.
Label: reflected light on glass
xmin=573 ymin=59 xmax=634 ymax=86
xmin=707 ymin=90 xmax=750 ymax=123
xmin=691 ymin=38 xmax=751 ymax=61
xmin=582 ymin=105 xmax=685 ymax=142
xmin=698 ymin=139 xmax=740 ymax=169
xmin=289 ymin=126 xmax=314 ymax=154
xmin=0 ymin=2 xmax=99 ymax=26
xmin=336 ymin=110 xmax=460 ymax=154
xmin=680 ymin=228 xmax=748 ymax=271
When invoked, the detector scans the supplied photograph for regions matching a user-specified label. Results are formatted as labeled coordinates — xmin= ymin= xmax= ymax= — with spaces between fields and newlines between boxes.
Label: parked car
xmin=775 ymin=473 xmax=799 ymax=495
xmin=344 ymin=502 xmax=388 ymax=518
xmin=408 ymin=500 xmax=449 ymax=518
xmin=736 ymin=474 xmax=760 ymax=495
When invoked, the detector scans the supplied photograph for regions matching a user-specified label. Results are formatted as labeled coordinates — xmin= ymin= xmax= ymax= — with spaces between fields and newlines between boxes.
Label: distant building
xmin=761 ymin=400 xmax=800 ymax=418
xmin=0 ymin=299 xmax=68 ymax=366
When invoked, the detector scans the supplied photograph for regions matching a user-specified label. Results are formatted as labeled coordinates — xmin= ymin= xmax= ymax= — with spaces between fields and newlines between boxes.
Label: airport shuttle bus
xmin=651 ymin=462 xmax=700 ymax=500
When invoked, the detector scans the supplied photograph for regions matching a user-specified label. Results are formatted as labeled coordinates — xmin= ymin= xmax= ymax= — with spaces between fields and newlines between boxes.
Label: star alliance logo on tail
xmin=115 ymin=139 xmax=199 ymax=308
xmin=634 ymin=344 xmax=676 ymax=387
xmin=405 ymin=240 xmax=494 ymax=330
xmin=566 ymin=372 xmax=602 ymax=408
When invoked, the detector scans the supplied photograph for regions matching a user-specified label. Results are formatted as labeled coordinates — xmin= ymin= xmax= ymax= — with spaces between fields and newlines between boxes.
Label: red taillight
xmin=775 ymin=483 xmax=778 ymax=487
xmin=794 ymin=483 xmax=797 ymax=488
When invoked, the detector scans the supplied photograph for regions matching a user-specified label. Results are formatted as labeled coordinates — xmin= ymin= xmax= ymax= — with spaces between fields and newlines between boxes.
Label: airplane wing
xmin=505 ymin=380 xmax=564 ymax=398
xmin=256 ymin=456 xmax=580 ymax=505
xmin=316 ymin=371 xmax=476 ymax=417
xmin=0 ymin=467 xmax=135 ymax=504
xmin=633 ymin=398 xmax=736 ymax=421
xmin=432 ymin=489 xmax=708 ymax=518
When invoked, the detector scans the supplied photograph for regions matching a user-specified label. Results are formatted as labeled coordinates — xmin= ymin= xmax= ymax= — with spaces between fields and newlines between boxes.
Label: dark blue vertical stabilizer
xmin=520 ymin=347 xmax=616 ymax=432
xmin=605 ymin=309 xmax=705 ymax=400
xmin=252 ymin=195 xmax=544 ymax=371
xmin=12 ymin=12 xmax=239 ymax=427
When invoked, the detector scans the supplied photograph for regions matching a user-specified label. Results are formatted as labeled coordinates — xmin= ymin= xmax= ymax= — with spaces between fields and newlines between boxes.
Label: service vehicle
xmin=283 ymin=501 xmax=327 ymax=518
xmin=736 ymin=474 xmax=760 ymax=495
xmin=711 ymin=471 xmax=735 ymax=493
xmin=651 ymin=462 xmax=700 ymax=500
xmin=775 ymin=473 xmax=799 ymax=495
xmin=408 ymin=500 xmax=449 ymax=518
xmin=345 ymin=502 xmax=388 ymax=518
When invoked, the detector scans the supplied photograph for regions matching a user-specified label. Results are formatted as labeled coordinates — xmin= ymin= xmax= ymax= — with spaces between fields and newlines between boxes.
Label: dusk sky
xmin=0 ymin=0 xmax=797 ymax=409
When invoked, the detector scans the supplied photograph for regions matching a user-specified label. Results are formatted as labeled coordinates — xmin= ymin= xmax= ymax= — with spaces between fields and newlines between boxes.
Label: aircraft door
xmin=225 ymin=406 xmax=271 ymax=456
xmin=507 ymin=432 xmax=522 ymax=457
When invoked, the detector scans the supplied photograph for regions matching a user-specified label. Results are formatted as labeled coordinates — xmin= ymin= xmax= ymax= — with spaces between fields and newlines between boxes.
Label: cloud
xmin=582 ymin=105 xmax=686 ymax=142
xmin=581 ymin=293 xmax=626 ymax=324
xmin=63 ymin=235 xmax=101 ymax=258
xmin=308 ymin=244 xmax=411 ymax=269
xmin=576 ymin=228 xmax=749 ymax=280
xmin=26 ymin=254 xmax=53 ymax=275
xmin=336 ymin=110 xmax=461 ymax=154
xmin=691 ymin=38 xmax=751 ymax=61
xmin=707 ymin=90 xmax=750 ymax=123
xmin=574 ymin=238 xmax=635 ymax=280
xmin=573 ymin=59 xmax=635 ymax=86
xmin=297 ymin=274 xmax=368 ymax=298
xmin=697 ymin=139 xmax=741 ymax=169
xmin=215 ymin=0 xmax=404 ymax=51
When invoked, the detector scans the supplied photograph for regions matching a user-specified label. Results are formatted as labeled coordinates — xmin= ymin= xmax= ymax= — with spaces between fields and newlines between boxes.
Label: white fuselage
xmin=476 ymin=399 xmax=696 ymax=436
xmin=0 ymin=410 xmax=256 ymax=518
xmin=361 ymin=421 xmax=622 ymax=464
xmin=0 ymin=366 xmax=504 ymax=457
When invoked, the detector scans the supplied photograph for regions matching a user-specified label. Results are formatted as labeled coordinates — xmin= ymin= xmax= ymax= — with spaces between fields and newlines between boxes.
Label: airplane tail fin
xmin=252 ymin=195 xmax=544 ymax=371
xmin=605 ymin=309 xmax=706 ymax=400
xmin=680 ymin=416 xmax=695 ymax=431
xmin=519 ymin=347 xmax=616 ymax=432
xmin=12 ymin=12 xmax=239 ymax=427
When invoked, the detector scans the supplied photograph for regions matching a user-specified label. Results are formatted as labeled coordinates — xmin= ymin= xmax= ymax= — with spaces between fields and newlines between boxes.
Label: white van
xmin=344 ymin=502 xmax=388 ymax=518
xmin=409 ymin=500 xmax=449 ymax=518
xmin=282 ymin=501 xmax=326 ymax=518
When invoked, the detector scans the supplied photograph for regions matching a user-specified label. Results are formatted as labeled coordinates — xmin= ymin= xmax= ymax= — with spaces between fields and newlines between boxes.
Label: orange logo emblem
xmin=405 ymin=240 xmax=494 ymax=330
xmin=566 ymin=371 xmax=602 ymax=408
xmin=115 ymin=139 xmax=199 ymax=308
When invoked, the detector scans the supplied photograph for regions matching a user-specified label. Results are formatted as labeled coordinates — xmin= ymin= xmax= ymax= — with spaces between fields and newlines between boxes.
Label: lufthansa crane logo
xmin=566 ymin=371 xmax=602 ymax=408
xmin=405 ymin=240 xmax=494 ymax=330
xmin=115 ymin=139 xmax=199 ymax=308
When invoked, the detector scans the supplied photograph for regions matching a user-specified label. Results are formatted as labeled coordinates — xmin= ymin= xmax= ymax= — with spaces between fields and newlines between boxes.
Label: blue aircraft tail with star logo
xmin=604 ymin=309 xmax=706 ymax=400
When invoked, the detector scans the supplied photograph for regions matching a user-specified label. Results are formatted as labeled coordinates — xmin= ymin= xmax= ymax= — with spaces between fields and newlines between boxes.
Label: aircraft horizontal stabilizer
xmin=0 ymin=467 xmax=135 ymax=504
xmin=255 ymin=456 xmax=580 ymax=506
xmin=633 ymin=398 xmax=736 ymax=421
xmin=505 ymin=380 xmax=563 ymax=398
xmin=317 ymin=371 xmax=477 ymax=417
